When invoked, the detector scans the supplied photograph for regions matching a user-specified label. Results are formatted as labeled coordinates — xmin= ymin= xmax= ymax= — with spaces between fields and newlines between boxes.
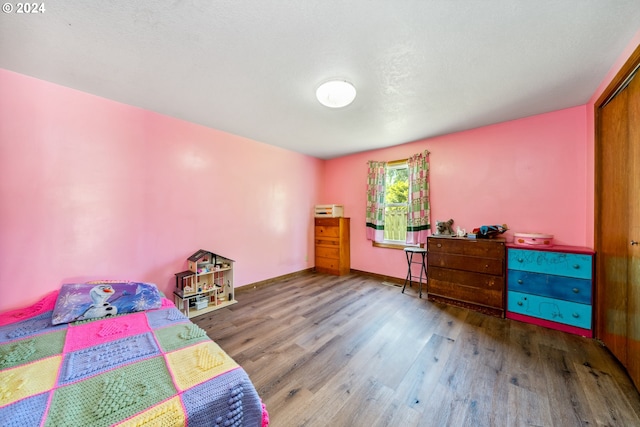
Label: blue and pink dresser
xmin=506 ymin=243 xmax=595 ymax=337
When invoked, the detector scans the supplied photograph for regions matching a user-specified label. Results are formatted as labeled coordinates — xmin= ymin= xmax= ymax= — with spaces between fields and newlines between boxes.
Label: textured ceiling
xmin=1 ymin=1 xmax=639 ymax=159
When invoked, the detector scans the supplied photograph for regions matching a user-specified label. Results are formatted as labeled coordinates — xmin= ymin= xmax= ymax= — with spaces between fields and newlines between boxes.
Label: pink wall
xmin=324 ymin=106 xmax=590 ymax=281
xmin=2 ymin=30 xmax=638 ymax=312
xmin=326 ymin=30 xmax=640 ymax=283
xmin=0 ymin=69 xmax=323 ymax=312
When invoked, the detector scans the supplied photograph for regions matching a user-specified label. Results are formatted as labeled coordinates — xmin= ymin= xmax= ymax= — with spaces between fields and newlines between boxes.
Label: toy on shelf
xmin=433 ymin=219 xmax=455 ymax=235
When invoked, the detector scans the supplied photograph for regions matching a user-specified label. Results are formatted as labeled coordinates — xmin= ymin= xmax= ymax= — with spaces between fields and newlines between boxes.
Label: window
xmin=382 ymin=161 xmax=409 ymax=244
xmin=366 ymin=150 xmax=430 ymax=248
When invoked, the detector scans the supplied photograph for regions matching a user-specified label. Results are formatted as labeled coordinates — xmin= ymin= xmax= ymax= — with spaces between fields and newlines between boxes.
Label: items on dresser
xmin=427 ymin=236 xmax=506 ymax=317
xmin=314 ymin=217 xmax=350 ymax=275
xmin=512 ymin=232 xmax=554 ymax=247
xmin=314 ymin=204 xmax=344 ymax=218
xmin=506 ymin=244 xmax=595 ymax=337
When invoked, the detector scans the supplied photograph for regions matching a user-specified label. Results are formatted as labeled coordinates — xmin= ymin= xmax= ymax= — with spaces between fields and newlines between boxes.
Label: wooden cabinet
xmin=427 ymin=236 xmax=506 ymax=317
xmin=315 ymin=217 xmax=350 ymax=275
xmin=506 ymin=244 xmax=595 ymax=337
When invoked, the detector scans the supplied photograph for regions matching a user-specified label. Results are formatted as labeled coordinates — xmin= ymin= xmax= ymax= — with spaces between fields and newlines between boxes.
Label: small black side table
xmin=402 ymin=247 xmax=428 ymax=298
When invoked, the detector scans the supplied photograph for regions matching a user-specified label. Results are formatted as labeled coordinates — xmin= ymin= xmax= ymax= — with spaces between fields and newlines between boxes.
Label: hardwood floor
xmin=194 ymin=272 xmax=640 ymax=426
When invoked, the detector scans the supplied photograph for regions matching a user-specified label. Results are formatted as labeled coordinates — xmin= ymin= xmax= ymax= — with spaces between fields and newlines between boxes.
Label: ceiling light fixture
xmin=316 ymin=80 xmax=357 ymax=108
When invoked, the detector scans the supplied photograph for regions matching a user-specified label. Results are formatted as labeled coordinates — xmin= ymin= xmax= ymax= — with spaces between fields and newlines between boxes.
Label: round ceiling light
xmin=316 ymin=80 xmax=357 ymax=108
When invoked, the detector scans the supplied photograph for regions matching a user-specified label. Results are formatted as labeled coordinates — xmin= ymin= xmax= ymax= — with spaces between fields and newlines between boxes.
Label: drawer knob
xmin=517 ymin=301 xmax=523 ymax=306
xmin=517 ymin=279 xmax=523 ymax=284
xmin=572 ymin=288 xmax=579 ymax=293
xmin=572 ymin=313 xmax=579 ymax=318
xmin=517 ymin=258 xmax=523 ymax=263
xmin=437 ymin=243 xmax=442 ymax=248
xmin=573 ymin=264 xmax=580 ymax=269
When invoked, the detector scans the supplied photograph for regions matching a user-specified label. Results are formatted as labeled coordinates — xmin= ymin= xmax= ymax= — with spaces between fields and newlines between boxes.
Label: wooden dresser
xmin=427 ymin=236 xmax=506 ymax=317
xmin=314 ymin=217 xmax=350 ymax=275
xmin=506 ymin=244 xmax=595 ymax=337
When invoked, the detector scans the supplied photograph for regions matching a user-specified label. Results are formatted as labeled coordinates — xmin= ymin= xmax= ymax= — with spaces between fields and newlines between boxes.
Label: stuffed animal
xmin=434 ymin=219 xmax=454 ymax=235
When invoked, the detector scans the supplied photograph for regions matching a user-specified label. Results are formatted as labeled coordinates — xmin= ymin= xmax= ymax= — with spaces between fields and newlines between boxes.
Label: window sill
xmin=372 ymin=241 xmax=423 ymax=250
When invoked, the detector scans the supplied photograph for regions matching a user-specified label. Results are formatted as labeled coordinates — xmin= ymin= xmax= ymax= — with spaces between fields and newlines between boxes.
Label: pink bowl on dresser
xmin=513 ymin=232 xmax=554 ymax=247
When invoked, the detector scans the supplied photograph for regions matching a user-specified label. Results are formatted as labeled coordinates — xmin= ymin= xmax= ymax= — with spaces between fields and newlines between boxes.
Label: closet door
xmin=627 ymin=69 xmax=639 ymax=386
xmin=596 ymin=51 xmax=640 ymax=389
xmin=597 ymin=84 xmax=629 ymax=366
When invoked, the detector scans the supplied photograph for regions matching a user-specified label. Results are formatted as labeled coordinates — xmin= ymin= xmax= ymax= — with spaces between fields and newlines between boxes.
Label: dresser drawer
xmin=315 ymin=217 xmax=341 ymax=227
xmin=428 ymin=238 xmax=505 ymax=259
xmin=315 ymin=246 xmax=339 ymax=260
xmin=507 ymin=249 xmax=592 ymax=280
xmin=507 ymin=270 xmax=591 ymax=304
xmin=429 ymin=252 xmax=503 ymax=276
xmin=315 ymin=225 xmax=340 ymax=238
xmin=315 ymin=257 xmax=341 ymax=274
xmin=507 ymin=290 xmax=591 ymax=329
xmin=429 ymin=266 xmax=504 ymax=308
xmin=315 ymin=237 xmax=339 ymax=247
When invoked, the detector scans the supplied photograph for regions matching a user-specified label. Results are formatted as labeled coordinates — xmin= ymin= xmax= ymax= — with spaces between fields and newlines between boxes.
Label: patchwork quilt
xmin=0 ymin=292 xmax=268 ymax=427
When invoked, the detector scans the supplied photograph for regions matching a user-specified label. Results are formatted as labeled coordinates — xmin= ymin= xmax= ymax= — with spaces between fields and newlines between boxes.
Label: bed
xmin=0 ymin=282 xmax=269 ymax=427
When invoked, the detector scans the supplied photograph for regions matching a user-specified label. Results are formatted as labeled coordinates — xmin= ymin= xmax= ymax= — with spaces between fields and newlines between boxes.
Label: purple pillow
xmin=52 ymin=281 xmax=162 ymax=325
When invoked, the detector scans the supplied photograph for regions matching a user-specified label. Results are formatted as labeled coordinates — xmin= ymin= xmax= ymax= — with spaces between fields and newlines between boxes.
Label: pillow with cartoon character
xmin=51 ymin=281 xmax=163 ymax=325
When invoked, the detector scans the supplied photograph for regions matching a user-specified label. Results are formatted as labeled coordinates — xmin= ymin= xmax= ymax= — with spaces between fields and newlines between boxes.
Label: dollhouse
xmin=174 ymin=249 xmax=236 ymax=318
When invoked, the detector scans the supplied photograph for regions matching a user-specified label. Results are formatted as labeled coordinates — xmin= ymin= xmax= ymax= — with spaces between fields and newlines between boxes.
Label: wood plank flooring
xmin=194 ymin=272 xmax=640 ymax=427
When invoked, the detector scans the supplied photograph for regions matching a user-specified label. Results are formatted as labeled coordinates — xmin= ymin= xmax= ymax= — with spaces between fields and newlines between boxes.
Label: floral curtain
xmin=406 ymin=150 xmax=430 ymax=244
xmin=365 ymin=161 xmax=386 ymax=241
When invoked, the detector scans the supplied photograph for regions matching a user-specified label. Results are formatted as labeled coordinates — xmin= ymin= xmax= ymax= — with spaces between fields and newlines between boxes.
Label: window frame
xmin=371 ymin=159 xmax=421 ymax=250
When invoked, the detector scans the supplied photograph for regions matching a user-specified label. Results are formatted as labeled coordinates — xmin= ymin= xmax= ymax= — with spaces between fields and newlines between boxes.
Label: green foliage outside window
xmin=386 ymin=180 xmax=408 ymax=204
xmin=383 ymin=164 xmax=408 ymax=241
xmin=385 ymin=166 xmax=408 ymax=206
